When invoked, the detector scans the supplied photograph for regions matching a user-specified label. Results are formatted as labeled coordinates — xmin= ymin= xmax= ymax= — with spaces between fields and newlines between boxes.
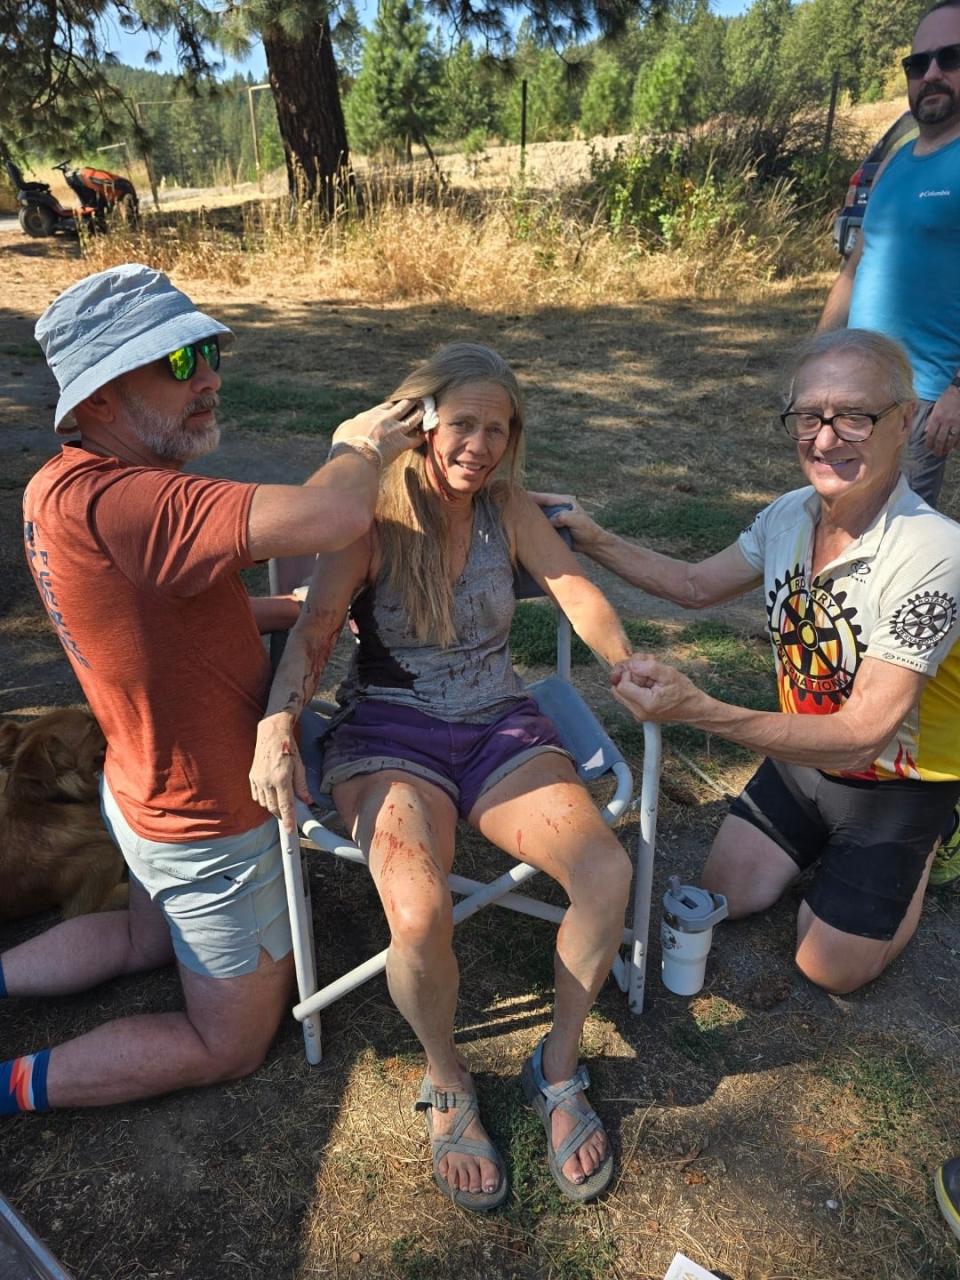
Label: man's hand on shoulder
xmin=527 ymin=490 xmax=606 ymax=552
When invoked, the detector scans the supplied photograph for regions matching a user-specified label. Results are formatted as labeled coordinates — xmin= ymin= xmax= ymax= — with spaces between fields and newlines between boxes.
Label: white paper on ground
xmin=662 ymin=1253 xmax=720 ymax=1280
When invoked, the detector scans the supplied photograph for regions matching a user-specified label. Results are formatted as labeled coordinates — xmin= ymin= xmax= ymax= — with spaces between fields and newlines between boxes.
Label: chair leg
xmin=292 ymin=858 xmax=547 ymax=1021
xmin=279 ymin=822 xmax=323 ymax=1065
xmin=627 ymin=724 xmax=662 ymax=1014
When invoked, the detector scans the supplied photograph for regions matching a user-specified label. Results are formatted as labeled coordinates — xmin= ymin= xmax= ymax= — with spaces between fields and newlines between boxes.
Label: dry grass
xmin=69 ymin=95 xmax=904 ymax=314
xmin=76 ymin=163 xmax=832 ymax=314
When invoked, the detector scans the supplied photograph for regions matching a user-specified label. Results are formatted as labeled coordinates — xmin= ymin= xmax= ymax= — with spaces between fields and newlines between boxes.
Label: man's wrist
xmin=326 ymin=438 xmax=383 ymax=472
xmin=583 ymin=524 xmax=620 ymax=560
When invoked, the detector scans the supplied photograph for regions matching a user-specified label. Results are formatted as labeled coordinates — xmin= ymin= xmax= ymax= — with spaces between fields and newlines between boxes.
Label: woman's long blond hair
xmin=377 ymin=343 xmax=526 ymax=646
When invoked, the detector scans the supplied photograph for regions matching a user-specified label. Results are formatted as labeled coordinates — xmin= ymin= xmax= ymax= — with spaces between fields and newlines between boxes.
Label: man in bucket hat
xmin=0 ymin=263 xmax=424 ymax=1115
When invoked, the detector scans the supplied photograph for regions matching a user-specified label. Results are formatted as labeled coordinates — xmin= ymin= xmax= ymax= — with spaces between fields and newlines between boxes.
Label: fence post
xmin=520 ymin=78 xmax=528 ymax=179
xmin=134 ymin=101 xmax=161 ymax=210
xmin=248 ymin=85 xmax=262 ymax=189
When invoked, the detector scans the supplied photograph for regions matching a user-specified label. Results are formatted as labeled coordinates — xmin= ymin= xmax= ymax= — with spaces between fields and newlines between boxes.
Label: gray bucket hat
xmin=34 ymin=262 xmax=233 ymax=432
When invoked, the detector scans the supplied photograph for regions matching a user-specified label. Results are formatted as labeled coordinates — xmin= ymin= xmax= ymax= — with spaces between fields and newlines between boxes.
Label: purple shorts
xmin=320 ymin=697 xmax=571 ymax=819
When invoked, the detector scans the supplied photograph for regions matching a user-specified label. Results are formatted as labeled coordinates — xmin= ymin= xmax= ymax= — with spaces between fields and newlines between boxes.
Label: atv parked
xmin=6 ymin=159 xmax=139 ymax=237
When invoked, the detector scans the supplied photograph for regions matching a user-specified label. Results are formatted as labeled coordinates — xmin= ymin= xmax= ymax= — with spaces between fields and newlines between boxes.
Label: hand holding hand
xmin=610 ymin=654 xmax=705 ymax=724
xmin=333 ymin=398 xmax=425 ymax=467
xmin=249 ymin=713 xmax=313 ymax=833
xmin=924 ymin=385 xmax=960 ymax=458
xmin=527 ymin=491 xmax=604 ymax=551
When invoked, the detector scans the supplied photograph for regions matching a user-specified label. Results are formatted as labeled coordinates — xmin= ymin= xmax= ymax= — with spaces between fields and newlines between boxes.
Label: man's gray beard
xmin=117 ymin=385 xmax=221 ymax=461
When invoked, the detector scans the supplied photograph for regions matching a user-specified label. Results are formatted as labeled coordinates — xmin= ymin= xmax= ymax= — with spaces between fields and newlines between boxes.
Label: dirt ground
xmin=1 ymin=229 xmax=959 ymax=1280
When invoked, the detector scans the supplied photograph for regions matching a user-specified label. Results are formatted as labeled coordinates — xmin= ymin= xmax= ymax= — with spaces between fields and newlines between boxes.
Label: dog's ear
xmin=0 ymin=720 xmax=22 ymax=770
xmin=52 ymin=729 xmax=103 ymax=802
xmin=7 ymin=734 xmax=60 ymax=803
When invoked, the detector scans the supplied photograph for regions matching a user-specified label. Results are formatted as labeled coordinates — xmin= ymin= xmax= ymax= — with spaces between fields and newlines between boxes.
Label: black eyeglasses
xmin=902 ymin=42 xmax=960 ymax=78
xmin=781 ymin=403 xmax=900 ymax=442
xmin=165 ymin=338 xmax=221 ymax=381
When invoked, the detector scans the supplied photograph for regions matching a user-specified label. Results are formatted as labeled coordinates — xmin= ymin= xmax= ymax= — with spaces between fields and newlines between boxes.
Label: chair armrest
xmin=527 ymin=675 xmax=625 ymax=781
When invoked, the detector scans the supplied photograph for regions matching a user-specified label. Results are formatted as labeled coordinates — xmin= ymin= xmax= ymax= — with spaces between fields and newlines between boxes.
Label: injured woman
xmin=248 ymin=342 xmax=633 ymax=1211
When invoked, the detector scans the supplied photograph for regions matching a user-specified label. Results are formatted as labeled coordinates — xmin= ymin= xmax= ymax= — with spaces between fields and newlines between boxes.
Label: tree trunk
xmin=262 ymin=14 xmax=350 ymax=215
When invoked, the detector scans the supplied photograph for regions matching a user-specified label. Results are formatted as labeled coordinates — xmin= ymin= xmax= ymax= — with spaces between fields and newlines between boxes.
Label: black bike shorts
xmin=729 ymin=757 xmax=960 ymax=941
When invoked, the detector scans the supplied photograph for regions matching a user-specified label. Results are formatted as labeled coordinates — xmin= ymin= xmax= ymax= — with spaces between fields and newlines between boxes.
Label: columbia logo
xmin=919 ymin=189 xmax=951 ymax=197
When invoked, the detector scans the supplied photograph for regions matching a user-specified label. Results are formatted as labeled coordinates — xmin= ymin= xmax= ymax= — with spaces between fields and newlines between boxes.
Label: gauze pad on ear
xmin=422 ymin=395 xmax=439 ymax=431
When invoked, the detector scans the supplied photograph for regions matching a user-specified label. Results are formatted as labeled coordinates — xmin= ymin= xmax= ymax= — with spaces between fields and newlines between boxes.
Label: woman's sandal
xmin=520 ymin=1036 xmax=614 ymax=1203
xmin=414 ymin=1077 xmax=509 ymax=1212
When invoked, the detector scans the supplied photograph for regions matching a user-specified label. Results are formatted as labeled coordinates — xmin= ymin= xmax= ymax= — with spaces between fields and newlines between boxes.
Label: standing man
xmin=1 ymin=263 xmax=422 ymax=1117
xmin=817 ymin=0 xmax=960 ymax=510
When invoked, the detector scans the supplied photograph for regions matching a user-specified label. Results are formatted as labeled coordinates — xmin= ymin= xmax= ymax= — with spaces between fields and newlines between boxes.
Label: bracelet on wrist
xmin=326 ymin=436 xmax=383 ymax=471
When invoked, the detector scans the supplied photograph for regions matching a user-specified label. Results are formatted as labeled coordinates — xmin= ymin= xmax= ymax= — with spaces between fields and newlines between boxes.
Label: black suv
xmin=832 ymin=111 xmax=917 ymax=256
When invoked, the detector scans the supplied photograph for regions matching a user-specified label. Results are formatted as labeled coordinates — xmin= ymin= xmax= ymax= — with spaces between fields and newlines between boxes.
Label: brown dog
xmin=0 ymin=709 xmax=127 ymax=921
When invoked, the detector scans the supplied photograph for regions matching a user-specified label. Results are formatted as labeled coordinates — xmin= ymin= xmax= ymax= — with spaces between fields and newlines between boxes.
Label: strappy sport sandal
xmin=414 ymin=1076 xmax=509 ymax=1212
xmin=520 ymin=1036 xmax=614 ymax=1203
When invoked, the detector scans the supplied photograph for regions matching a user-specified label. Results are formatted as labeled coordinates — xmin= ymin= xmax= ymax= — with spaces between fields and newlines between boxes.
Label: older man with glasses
xmin=535 ymin=329 xmax=960 ymax=1243
xmin=0 ymin=263 xmax=424 ymax=1118
xmin=534 ymin=330 xmax=960 ymax=997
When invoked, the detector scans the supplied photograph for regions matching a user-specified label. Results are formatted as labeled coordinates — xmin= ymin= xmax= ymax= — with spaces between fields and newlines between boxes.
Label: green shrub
xmin=586 ymin=111 xmax=861 ymax=276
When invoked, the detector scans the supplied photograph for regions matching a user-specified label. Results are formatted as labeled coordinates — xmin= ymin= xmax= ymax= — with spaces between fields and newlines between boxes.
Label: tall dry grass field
xmin=78 ymin=167 xmax=836 ymax=313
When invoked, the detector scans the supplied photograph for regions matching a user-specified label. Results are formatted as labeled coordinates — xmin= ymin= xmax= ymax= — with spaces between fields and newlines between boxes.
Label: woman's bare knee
xmin=387 ymin=893 xmax=452 ymax=957
xmin=565 ymin=839 xmax=631 ymax=914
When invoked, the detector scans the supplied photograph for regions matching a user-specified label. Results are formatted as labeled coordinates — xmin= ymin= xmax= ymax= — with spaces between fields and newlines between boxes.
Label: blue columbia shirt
xmin=848 ymin=133 xmax=960 ymax=401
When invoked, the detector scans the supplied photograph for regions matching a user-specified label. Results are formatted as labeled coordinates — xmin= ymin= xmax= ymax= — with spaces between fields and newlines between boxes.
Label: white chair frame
xmin=268 ymin=556 xmax=661 ymax=1066
xmin=275 ymin=648 xmax=660 ymax=1066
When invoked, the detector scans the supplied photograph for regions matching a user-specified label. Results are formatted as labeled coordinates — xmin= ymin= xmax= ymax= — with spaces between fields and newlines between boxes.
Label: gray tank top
xmin=339 ymin=491 xmax=526 ymax=721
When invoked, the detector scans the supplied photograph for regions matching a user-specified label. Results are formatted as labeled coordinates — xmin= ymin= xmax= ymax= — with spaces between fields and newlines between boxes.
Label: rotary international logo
xmin=767 ymin=565 xmax=863 ymax=709
xmin=890 ymin=590 xmax=958 ymax=652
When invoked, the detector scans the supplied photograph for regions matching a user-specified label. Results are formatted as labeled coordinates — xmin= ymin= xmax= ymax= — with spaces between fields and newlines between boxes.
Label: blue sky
xmin=111 ymin=0 xmax=751 ymax=78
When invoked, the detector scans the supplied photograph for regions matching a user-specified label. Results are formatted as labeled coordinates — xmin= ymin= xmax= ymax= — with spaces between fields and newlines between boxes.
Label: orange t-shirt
xmin=23 ymin=444 xmax=271 ymax=842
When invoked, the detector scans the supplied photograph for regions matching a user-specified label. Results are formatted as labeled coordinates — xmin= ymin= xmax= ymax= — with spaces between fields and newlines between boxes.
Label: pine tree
xmin=433 ymin=41 xmax=498 ymax=144
xmin=3 ymin=0 xmax=664 ymax=204
xmin=500 ymin=30 xmax=577 ymax=142
xmin=344 ymin=0 xmax=441 ymax=158
xmin=579 ymin=49 xmax=631 ymax=137
xmin=723 ymin=0 xmax=794 ymax=116
xmin=631 ymin=41 xmax=700 ymax=131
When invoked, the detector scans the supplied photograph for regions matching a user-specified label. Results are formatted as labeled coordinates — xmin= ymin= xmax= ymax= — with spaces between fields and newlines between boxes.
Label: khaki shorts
xmin=101 ymin=779 xmax=292 ymax=979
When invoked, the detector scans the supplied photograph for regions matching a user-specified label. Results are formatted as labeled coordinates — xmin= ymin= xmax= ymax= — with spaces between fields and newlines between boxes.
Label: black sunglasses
xmin=902 ymin=42 xmax=960 ymax=78
xmin=165 ymin=337 xmax=221 ymax=381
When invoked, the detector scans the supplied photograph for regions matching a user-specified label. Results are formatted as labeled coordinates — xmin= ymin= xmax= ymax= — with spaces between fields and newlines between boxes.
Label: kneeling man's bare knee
xmin=794 ymin=943 xmax=885 ymax=995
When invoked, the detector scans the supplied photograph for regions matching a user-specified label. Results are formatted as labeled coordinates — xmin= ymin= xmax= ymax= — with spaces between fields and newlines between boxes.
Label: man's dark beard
xmin=912 ymin=80 xmax=959 ymax=124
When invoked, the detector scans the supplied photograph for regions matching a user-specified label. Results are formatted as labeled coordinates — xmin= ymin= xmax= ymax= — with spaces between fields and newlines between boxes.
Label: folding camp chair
xmin=267 ymin=549 xmax=661 ymax=1067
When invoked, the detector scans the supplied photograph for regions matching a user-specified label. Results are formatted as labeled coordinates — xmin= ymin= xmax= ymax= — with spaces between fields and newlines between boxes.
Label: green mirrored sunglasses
xmin=165 ymin=337 xmax=221 ymax=381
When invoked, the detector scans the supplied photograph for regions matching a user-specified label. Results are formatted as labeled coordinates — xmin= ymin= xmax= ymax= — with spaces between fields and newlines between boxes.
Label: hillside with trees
xmin=3 ymin=0 xmax=925 ymax=193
